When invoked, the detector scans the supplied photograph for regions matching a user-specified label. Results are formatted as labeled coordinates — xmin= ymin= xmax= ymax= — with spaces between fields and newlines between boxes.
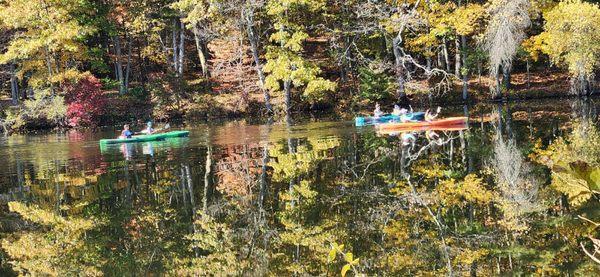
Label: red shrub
xmin=63 ymin=75 xmax=107 ymax=127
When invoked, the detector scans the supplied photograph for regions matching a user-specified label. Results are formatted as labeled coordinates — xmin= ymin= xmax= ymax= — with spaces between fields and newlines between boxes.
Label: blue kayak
xmin=355 ymin=112 xmax=425 ymax=127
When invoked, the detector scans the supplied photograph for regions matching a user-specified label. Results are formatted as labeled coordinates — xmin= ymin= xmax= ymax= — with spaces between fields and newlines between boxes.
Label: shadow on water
xmin=0 ymin=98 xmax=599 ymax=275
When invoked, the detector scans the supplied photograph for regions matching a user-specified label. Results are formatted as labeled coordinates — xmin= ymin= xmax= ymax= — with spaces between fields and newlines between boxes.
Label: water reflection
xmin=0 ymin=99 xmax=599 ymax=275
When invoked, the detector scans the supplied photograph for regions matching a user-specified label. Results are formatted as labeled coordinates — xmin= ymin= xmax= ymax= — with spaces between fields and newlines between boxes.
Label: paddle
xmin=134 ymin=123 xmax=170 ymax=135
xmin=156 ymin=123 xmax=170 ymax=133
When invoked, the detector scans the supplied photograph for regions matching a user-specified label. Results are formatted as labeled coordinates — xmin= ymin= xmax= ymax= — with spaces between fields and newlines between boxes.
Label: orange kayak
xmin=376 ymin=117 xmax=468 ymax=131
xmin=377 ymin=124 xmax=468 ymax=135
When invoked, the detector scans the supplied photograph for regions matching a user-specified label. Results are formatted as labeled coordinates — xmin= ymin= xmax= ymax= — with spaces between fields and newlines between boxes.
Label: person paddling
xmin=119 ymin=124 xmax=133 ymax=139
xmin=140 ymin=121 xmax=156 ymax=135
xmin=392 ymin=105 xmax=405 ymax=116
xmin=373 ymin=103 xmax=383 ymax=118
xmin=425 ymin=107 xmax=442 ymax=122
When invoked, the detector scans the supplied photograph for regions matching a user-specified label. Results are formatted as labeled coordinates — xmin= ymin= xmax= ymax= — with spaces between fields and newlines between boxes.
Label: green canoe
xmin=99 ymin=130 xmax=190 ymax=145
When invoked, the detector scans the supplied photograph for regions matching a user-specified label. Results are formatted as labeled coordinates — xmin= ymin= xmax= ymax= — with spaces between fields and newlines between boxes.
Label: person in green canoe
xmin=119 ymin=124 xmax=133 ymax=139
xmin=140 ymin=121 xmax=156 ymax=135
xmin=117 ymin=121 xmax=168 ymax=139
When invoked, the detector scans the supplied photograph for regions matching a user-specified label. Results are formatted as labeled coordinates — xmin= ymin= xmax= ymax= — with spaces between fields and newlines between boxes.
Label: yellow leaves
xmin=2 ymin=202 xmax=102 ymax=276
xmin=389 ymin=180 xmax=409 ymax=196
xmin=453 ymin=248 xmax=488 ymax=266
xmin=269 ymin=137 xmax=339 ymax=182
xmin=328 ymin=242 xmax=360 ymax=277
xmin=382 ymin=252 xmax=420 ymax=272
xmin=174 ymin=213 xmax=241 ymax=276
xmin=286 ymin=31 xmax=309 ymax=52
xmin=264 ymin=0 xmax=336 ymax=105
xmin=0 ymin=0 xmax=90 ymax=88
xmin=540 ymin=122 xmax=600 ymax=207
xmin=280 ymin=180 xmax=318 ymax=207
xmin=407 ymin=33 xmax=437 ymax=54
xmin=383 ymin=220 xmax=410 ymax=243
xmin=50 ymin=68 xmax=86 ymax=84
xmin=267 ymin=0 xmax=327 ymax=17
xmin=341 ymin=264 xmax=351 ymax=277
xmin=458 ymin=174 xmax=495 ymax=204
xmin=412 ymin=161 xmax=445 ymax=180
xmin=522 ymin=33 xmax=549 ymax=62
xmin=8 ymin=201 xmax=63 ymax=226
xmin=187 ymin=212 xmax=233 ymax=253
xmin=552 ymin=171 xmax=594 ymax=207
xmin=542 ymin=0 xmax=600 ymax=78
xmin=279 ymin=223 xmax=332 ymax=250
xmin=263 ymin=40 xmax=336 ymax=100
xmin=304 ymin=78 xmax=337 ymax=101
xmin=450 ymin=4 xmax=487 ymax=36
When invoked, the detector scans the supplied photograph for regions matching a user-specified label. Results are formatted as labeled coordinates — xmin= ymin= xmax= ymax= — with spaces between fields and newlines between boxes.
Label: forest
xmin=1 ymin=0 xmax=599 ymax=132
xmin=2 ymin=1 xmax=600 ymax=275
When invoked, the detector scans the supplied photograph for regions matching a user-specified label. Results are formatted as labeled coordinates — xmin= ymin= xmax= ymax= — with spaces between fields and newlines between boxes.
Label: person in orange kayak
xmin=426 ymin=130 xmax=443 ymax=145
xmin=425 ymin=107 xmax=442 ymax=122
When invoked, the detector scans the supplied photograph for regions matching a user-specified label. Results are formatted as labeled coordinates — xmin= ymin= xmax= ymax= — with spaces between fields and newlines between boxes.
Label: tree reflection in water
xmin=1 ymin=101 xmax=600 ymax=275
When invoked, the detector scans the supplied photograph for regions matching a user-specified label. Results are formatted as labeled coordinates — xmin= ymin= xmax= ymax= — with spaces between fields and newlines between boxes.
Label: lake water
xmin=0 ymin=99 xmax=599 ymax=275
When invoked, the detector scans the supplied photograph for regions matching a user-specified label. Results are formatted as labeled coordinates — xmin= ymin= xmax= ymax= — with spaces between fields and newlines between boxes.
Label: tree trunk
xmin=114 ymin=61 xmax=119 ymax=81
xmin=502 ymin=66 xmax=511 ymax=91
xmin=470 ymin=261 xmax=478 ymax=277
xmin=244 ymin=9 xmax=273 ymax=114
xmin=141 ymin=37 xmax=149 ymax=88
xmin=526 ymin=58 xmax=530 ymax=88
xmin=114 ymin=36 xmax=125 ymax=95
xmin=284 ymin=79 xmax=292 ymax=115
xmin=478 ymin=59 xmax=482 ymax=90
xmin=461 ymin=35 xmax=468 ymax=101
xmin=124 ymin=35 xmax=132 ymax=94
xmin=172 ymin=19 xmax=179 ymax=73
xmin=392 ymin=37 xmax=406 ymax=99
xmin=454 ymin=37 xmax=461 ymax=76
xmin=390 ymin=1 xmax=420 ymax=101
xmin=192 ymin=26 xmax=210 ymax=78
xmin=259 ymin=145 xmax=269 ymax=208
xmin=178 ymin=20 xmax=185 ymax=76
xmin=203 ymin=144 xmax=212 ymax=213
xmin=426 ymin=54 xmax=432 ymax=71
xmin=10 ymin=63 xmax=19 ymax=105
xmin=494 ymin=70 xmax=502 ymax=99
xmin=442 ymin=38 xmax=451 ymax=72
xmin=45 ymin=49 xmax=55 ymax=94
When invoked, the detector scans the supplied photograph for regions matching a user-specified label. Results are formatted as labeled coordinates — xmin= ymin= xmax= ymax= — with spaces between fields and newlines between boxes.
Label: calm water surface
xmin=0 ymin=99 xmax=599 ymax=275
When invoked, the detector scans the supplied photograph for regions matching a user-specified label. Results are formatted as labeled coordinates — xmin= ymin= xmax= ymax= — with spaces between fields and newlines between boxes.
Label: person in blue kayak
xmin=393 ymin=105 xmax=413 ymax=116
xmin=119 ymin=124 xmax=133 ymax=139
xmin=373 ymin=103 xmax=384 ymax=118
xmin=393 ymin=104 xmax=420 ymax=123
xmin=392 ymin=105 xmax=404 ymax=116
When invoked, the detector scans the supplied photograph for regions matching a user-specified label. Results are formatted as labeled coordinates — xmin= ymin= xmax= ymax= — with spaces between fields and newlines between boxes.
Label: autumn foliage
xmin=63 ymin=75 xmax=107 ymax=127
